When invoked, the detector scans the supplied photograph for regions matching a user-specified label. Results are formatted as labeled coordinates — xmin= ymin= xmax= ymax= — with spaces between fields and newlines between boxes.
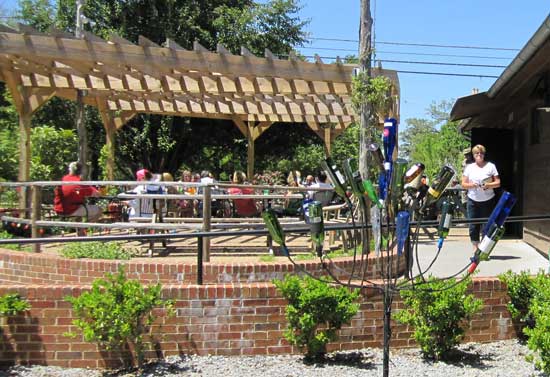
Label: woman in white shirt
xmin=461 ymin=144 xmax=501 ymax=251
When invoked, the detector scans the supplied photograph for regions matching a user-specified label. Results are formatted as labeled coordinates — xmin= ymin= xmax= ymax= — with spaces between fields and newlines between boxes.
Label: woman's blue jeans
xmin=467 ymin=197 xmax=496 ymax=243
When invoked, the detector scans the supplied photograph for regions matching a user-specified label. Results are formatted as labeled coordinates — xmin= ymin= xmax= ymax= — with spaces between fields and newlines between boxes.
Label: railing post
xmin=197 ymin=235 xmax=203 ymax=285
xmin=30 ymin=185 xmax=41 ymax=253
xmin=202 ymin=185 xmax=211 ymax=262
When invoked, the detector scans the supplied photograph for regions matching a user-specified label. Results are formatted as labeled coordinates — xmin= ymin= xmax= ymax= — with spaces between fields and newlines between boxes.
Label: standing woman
xmin=461 ymin=144 xmax=501 ymax=251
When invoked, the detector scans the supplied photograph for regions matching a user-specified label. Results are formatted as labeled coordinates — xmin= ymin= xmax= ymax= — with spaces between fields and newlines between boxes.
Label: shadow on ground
xmin=304 ymin=350 xmax=375 ymax=370
xmin=434 ymin=347 xmax=495 ymax=370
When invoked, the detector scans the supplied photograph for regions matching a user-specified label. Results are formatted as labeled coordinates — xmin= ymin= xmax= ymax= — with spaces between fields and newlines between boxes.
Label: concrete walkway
xmin=411 ymin=234 xmax=549 ymax=278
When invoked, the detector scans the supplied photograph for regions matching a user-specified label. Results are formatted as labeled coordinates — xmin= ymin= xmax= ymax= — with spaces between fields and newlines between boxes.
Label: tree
xmin=400 ymin=100 xmax=468 ymax=178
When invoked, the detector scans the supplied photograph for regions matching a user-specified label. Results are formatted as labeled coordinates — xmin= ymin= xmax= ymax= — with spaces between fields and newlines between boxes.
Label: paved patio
xmin=411 ymin=234 xmax=549 ymax=278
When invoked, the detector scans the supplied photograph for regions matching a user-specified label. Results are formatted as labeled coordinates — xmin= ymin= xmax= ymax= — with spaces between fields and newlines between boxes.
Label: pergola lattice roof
xmin=0 ymin=23 xmax=399 ymax=189
xmin=0 ymin=24 xmax=399 ymax=131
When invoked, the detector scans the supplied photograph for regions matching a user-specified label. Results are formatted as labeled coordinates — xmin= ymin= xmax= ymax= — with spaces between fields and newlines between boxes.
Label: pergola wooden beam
xmin=0 ymin=32 xmax=353 ymax=83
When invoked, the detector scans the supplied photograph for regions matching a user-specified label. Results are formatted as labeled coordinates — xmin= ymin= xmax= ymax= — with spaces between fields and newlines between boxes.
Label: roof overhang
xmin=451 ymin=15 xmax=550 ymax=131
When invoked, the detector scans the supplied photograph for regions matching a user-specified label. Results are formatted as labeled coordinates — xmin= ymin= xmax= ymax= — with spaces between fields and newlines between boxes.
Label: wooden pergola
xmin=0 ymin=24 xmax=399 ymax=188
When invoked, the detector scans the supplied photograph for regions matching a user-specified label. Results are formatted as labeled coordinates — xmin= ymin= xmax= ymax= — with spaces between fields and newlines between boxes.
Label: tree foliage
xmin=400 ymin=100 xmax=468 ymax=179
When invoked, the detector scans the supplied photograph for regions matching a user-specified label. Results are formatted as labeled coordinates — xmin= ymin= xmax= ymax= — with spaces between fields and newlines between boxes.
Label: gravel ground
xmin=0 ymin=339 xmax=546 ymax=377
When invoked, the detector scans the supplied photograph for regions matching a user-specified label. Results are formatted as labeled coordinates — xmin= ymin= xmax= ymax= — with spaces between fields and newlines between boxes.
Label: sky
xmin=296 ymin=0 xmax=550 ymax=130
xmin=1 ymin=0 xmax=549 ymax=132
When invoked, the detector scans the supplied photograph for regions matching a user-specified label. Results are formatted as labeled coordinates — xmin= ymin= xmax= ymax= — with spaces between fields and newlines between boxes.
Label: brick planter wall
xmin=0 ymin=249 xmax=406 ymax=284
xmin=0 ymin=277 xmax=516 ymax=369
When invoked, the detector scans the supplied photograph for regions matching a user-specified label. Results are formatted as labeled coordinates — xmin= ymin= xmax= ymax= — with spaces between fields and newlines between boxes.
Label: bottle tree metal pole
xmin=202 ymin=186 xmax=212 ymax=262
xmin=197 ymin=236 xmax=203 ymax=285
xmin=30 ymin=185 xmax=41 ymax=253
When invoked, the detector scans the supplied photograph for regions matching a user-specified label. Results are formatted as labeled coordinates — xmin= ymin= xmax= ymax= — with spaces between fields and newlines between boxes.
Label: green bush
xmin=60 ymin=242 xmax=137 ymax=260
xmin=274 ymin=275 xmax=359 ymax=360
xmin=395 ymin=276 xmax=483 ymax=360
xmin=0 ymin=293 xmax=30 ymax=316
xmin=499 ymin=270 xmax=536 ymax=327
xmin=65 ymin=267 xmax=174 ymax=368
xmin=523 ymin=272 xmax=550 ymax=374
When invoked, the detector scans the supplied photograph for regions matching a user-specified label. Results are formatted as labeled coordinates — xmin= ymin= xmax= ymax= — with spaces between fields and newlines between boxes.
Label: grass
xmin=60 ymin=242 xmax=138 ymax=260
xmin=260 ymin=255 xmax=276 ymax=262
xmin=0 ymin=230 xmax=33 ymax=252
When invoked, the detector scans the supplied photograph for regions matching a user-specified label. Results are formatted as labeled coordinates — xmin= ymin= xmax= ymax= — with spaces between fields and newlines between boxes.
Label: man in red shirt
xmin=54 ymin=162 xmax=101 ymax=222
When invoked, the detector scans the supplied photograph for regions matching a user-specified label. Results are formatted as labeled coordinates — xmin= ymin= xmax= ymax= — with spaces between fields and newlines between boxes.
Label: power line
xmin=301 ymin=46 xmax=514 ymax=60
xmin=280 ymin=54 xmax=500 ymax=78
xmin=291 ymin=54 xmax=506 ymax=68
xmin=395 ymin=70 xmax=499 ymax=78
xmin=376 ymin=59 xmax=507 ymax=69
xmin=308 ymin=37 xmax=520 ymax=51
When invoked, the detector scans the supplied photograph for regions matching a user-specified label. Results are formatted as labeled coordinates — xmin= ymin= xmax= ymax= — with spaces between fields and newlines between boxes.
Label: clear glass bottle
xmin=404 ymin=163 xmax=425 ymax=183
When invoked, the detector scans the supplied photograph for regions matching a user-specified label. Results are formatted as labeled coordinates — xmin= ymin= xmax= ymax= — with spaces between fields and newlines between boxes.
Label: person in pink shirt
xmin=227 ymin=171 xmax=261 ymax=217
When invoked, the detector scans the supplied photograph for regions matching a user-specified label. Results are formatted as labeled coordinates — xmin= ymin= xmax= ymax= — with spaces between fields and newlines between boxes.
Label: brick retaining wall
xmin=0 ymin=249 xmax=406 ymax=284
xmin=0 ymin=278 xmax=516 ymax=369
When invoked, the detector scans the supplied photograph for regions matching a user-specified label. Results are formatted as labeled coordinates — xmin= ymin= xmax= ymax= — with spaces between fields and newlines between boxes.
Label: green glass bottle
xmin=308 ymin=201 xmax=325 ymax=257
xmin=321 ymin=158 xmax=347 ymax=199
xmin=363 ymin=180 xmax=382 ymax=208
xmin=437 ymin=199 xmax=452 ymax=240
xmin=389 ymin=158 xmax=408 ymax=212
xmin=262 ymin=209 xmax=288 ymax=256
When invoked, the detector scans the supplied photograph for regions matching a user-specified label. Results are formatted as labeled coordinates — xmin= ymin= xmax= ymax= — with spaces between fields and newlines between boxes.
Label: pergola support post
xmin=233 ymin=118 xmax=273 ymax=180
xmin=17 ymin=112 xmax=32 ymax=213
xmin=98 ymin=104 xmax=136 ymax=180
xmin=323 ymin=126 xmax=332 ymax=156
xmin=247 ymin=124 xmax=255 ymax=181
xmin=2 ymin=71 xmax=55 ymax=215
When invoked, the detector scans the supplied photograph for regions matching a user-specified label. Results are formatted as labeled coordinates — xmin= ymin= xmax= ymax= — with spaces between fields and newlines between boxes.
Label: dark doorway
xmin=471 ymin=128 xmax=523 ymax=238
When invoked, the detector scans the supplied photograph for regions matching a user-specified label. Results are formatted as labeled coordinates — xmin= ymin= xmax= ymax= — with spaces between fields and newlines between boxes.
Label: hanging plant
xmin=351 ymin=71 xmax=394 ymax=116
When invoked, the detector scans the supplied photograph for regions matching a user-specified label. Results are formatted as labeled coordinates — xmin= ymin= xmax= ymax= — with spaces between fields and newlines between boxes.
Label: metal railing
xmin=0 ymin=180 xmax=333 ymax=258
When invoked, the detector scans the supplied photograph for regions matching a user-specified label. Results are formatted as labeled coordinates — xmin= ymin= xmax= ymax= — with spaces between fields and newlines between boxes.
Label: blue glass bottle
xmin=396 ymin=211 xmax=410 ymax=256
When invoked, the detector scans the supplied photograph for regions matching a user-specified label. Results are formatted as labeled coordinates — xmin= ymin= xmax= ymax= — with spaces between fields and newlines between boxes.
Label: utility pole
xmin=75 ymin=0 xmax=88 ymax=178
xmin=358 ymin=0 xmax=373 ymax=179
xmin=359 ymin=2 xmax=395 ymax=377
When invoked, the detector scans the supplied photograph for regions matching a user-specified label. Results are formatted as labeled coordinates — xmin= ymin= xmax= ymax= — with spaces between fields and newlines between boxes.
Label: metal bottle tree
xmin=263 ymin=144 xmax=516 ymax=377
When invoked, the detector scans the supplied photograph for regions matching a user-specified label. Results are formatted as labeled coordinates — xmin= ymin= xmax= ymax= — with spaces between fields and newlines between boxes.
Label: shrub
xmin=0 ymin=293 xmax=30 ymax=316
xmin=523 ymin=272 xmax=550 ymax=374
xmin=499 ymin=270 xmax=536 ymax=329
xmin=65 ymin=267 xmax=174 ymax=368
xmin=0 ymin=230 xmax=32 ymax=252
xmin=60 ymin=241 xmax=137 ymax=260
xmin=274 ymin=274 xmax=359 ymax=360
xmin=395 ymin=275 xmax=483 ymax=360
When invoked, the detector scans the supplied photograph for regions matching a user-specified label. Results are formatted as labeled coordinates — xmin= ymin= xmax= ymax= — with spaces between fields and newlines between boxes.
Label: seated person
xmin=54 ymin=161 xmax=101 ymax=222
xmin=269 ymin=174 xmax=305 ymax=218
xmin=161 ymin=172 xmax=177 ymax=216
xmin=309 ymin=171 xmax=334 ymax=205
xmin=127 ymin=169 xmax=163 ymax=218
xmin=177 ymin=170 xmax=195 ymax=218
xmin=227 ymin=171 xmax=261 ymax=217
